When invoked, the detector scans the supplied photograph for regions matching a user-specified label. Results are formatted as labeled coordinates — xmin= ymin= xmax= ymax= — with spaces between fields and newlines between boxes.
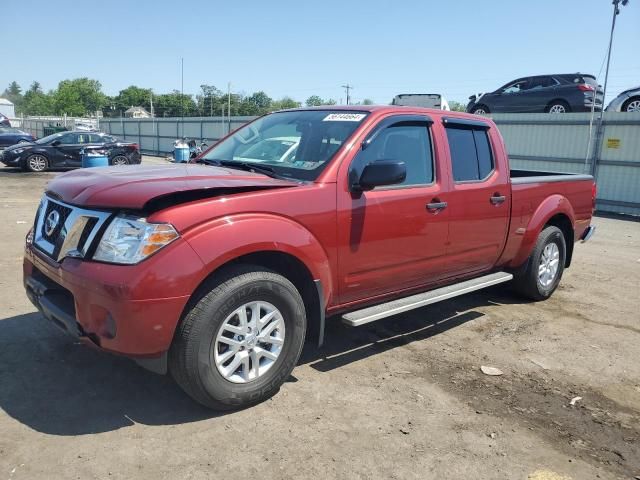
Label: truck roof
xmin=277 ymin=105 xmax=482 ymax=121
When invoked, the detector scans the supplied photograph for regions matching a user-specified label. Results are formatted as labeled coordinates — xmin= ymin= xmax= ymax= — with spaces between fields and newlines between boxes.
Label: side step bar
xmin=342 ymin=272 xmax=513 ymax=327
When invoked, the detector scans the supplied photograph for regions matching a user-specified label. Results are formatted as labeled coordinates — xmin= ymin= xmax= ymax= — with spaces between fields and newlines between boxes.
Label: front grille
xmin=33 ymin=195 xmax=112 ymax=262
xmin=41 ymin=200 xmax=72 ymax=243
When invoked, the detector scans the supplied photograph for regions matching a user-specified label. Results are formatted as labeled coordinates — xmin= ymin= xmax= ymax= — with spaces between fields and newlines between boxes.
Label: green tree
xmin=448 ymin=101 xmax=467 ymax=112
xmin=2 ymin=81 xmax=23 ymax=113
xmin=114 ymin=85 xmax=153 ymax=114
xmin=240 ymin=91 xmax=272 ymax=115
xmin=155 ymin=90 xmax=197 ymax=117
xmin=305 ymin=95 xmax=337 ymax=107
xmin=197 ymin=84 xmax=223 ymax=116
xmin=271 ymin=96 xmax=300 ymax=111
xmin=361 ymin=98 xmax=374 ymax=105
xmin=21 ymin=82 xmax=54 ymax=116
xmin=53 ymin=78 xmax=107 ymax=116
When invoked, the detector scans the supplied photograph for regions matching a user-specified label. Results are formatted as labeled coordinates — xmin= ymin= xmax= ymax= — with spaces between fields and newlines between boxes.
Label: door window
xmin=446 ymin=126 xmax=494 ymax=182
xmin=57 ymin=133 xmax=78 ymax=145
xmin=352 ymin=123 xmax=433 ymax=187
xmin=89 ymin=134 xmax=106 ymax=143
xmin=502 ymin=80 xmax=530 ymax=94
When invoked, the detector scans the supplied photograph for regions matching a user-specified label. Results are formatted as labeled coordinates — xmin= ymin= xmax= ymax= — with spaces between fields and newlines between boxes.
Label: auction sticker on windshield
xmin=323 ymin=113 xmax=367 ymax=122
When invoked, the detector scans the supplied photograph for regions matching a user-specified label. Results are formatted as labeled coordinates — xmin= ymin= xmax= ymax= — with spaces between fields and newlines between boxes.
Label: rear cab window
xmin=444 ymin=119 xmax=494 ymax=182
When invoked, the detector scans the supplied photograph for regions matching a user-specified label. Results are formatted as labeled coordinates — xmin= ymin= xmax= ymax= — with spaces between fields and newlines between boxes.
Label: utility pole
xmin=591 ymin=0 xmax=629 ymax=177
xmin=341 ymin=84 xmax=353 ymax=105
xmin=227 ymin=82 xmax=232 ymax=134
xmin=180 ymin=57 xmax=184 ymax=138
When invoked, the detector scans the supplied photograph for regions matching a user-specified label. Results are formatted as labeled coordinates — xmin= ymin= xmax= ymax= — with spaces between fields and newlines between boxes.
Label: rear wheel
xmin=169 ymin=266 xmax=306 ymax=410
xmin=471 ymin=105 xmax=490 ymax=114
xmin=546 ymin=101 xmax=571 ymax=113
xmin=23 ymin=154 xmax=48 ymax=172
xmin=512 ymin=226 xmax=566 ymax=301
xmin=111 ymin=155 xmax=129 ymax=166
xmin=622 ymin=97 xmax=640 ymax=112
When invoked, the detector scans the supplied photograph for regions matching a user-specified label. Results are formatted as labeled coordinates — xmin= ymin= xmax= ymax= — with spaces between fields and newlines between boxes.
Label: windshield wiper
xmin=199 ymin=158 xmax=286 ymax=180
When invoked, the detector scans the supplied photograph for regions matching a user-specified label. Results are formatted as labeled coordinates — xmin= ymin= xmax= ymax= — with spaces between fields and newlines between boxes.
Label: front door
xmin=442 ymin=119 xmax=510 ymax=276
xmin=336 ymin=116 xmax=450 ymax=305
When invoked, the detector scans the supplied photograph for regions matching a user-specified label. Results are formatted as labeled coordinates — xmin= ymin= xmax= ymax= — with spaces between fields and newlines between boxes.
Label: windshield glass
xmin=35 ymin=132 xmax=66 ymax=144
xmin=202 ymin=110 xmax=368 ymax=181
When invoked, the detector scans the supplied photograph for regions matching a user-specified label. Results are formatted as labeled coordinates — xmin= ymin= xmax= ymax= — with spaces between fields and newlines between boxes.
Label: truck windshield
xmin=201 ymin=110 xmax=368 ymax=181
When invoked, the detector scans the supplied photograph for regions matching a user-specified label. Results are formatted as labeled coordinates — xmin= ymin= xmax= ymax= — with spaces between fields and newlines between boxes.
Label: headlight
xmin=93 ymin=214 xmax=179 ymax=264
xmin=13 ymin=148 xmax=27 ymax=154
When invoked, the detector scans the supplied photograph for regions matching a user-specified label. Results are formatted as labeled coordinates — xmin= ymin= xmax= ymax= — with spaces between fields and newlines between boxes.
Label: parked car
xmin=23 ymin=106 xmax=596 ymax=410
xmin=467 ymin=73 xmax=603 ymax=114
xmin=392 ymin=93 xmax=451 ymax=110
xmin=606 ymin=85 xmax=640 ymax=112
xmin=0 ymin=131 xmax=140 ymax=171
xmin=0 ymin=113 xmax=11 ymax=127
xmin=0 ymin=127 xmax=36 ymax=148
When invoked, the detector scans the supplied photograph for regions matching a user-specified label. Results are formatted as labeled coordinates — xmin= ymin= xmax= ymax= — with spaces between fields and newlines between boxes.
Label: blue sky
xmin=3 ymin=0 xmax=639 ymax=105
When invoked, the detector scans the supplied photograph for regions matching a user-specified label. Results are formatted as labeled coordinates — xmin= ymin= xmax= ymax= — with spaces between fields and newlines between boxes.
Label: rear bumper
xmin=23 ymin=239 xmax=204 ymax=359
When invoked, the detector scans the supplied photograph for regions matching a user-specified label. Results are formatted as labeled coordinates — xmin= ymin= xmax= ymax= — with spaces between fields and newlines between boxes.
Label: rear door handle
xmin=426 ymin=201 xmax=448 ymax=212
xmin=490 ymin=194 xmax=506 ymax=205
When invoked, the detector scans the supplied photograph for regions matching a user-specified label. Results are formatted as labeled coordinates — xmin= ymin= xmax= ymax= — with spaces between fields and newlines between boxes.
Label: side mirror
xmin=352 ymin=160 xmax=406 ymax=192
xmin=51 ymin=140 xmax=61 ymax=146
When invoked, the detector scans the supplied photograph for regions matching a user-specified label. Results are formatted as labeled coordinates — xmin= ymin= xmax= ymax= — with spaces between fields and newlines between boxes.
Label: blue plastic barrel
xmin=82 ymin=153 xmax=109 ymax=168
xmin=174 ymin=147 xmax=190 ymax=163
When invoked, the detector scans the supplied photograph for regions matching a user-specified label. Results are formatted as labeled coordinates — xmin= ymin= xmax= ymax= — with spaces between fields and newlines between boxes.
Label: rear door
xmin=63 ymin=133 xmax=92 ymax=168
xmin=336 ymin=115 xmax=451 ymax=304
xmin=442 ymin=117 xmax=510 ymax=276
xmin=521 ymin=76 xmax=559 ymax=112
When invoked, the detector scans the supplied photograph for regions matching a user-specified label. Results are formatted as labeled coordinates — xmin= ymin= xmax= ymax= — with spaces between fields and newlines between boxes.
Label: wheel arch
xmin=622 ymin=95 xmax=640 ymax=112
xmin=545 ymin=98 xmax=570 ymax=112
xmin=510 ymin=195 xmax=575 ymax=268
xmin=179 ymin=214 xmax=334 ymax=345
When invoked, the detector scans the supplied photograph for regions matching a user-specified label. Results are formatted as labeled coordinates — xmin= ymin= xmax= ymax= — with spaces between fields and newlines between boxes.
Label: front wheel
xmin=471 ymin=105 xmax=490 ymax=115
xmin=111 ymin=155 xmax=129 ymax=166
xmin=23 ymin=154 xmax=48 ymax=172
xmin=169 ymin=266 xmax=307 ymax=410
xmin=512 ymin=226 xmax=566 ymax=301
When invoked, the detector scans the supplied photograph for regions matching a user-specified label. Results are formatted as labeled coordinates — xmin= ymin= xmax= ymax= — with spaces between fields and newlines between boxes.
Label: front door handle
xmin=490 ymin=194 xmax=506 ymax=205
xmin=426 ymin=200 xmax=448 ymax=213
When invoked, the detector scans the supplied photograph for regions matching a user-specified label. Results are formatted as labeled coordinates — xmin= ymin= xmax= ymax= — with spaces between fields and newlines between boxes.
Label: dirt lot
xmin=0 ymin=158 xmax=638 ymax=480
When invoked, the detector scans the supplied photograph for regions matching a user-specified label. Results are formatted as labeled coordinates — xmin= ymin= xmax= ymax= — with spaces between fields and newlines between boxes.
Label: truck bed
xmin=510 ymin=169 xmax=594 ymax=184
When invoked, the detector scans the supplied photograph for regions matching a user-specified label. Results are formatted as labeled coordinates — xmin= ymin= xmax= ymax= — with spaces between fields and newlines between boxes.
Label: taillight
xmin=578 ymin=84 xmax=595 ymax=92
xmin=592 ymin=182 xmax=597 ymax=211
xmin=131 ymin=143 xmax=139 ymax=150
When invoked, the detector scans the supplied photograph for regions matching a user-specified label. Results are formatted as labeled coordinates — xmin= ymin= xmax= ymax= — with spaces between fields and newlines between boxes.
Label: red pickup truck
xmin=23 ymin=106 xmax=596 ymax=409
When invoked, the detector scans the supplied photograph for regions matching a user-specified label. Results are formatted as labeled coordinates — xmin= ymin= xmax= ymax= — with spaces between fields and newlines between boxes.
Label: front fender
xmin=183 ymin=213 xmax=333 ymax=305
xmin=510 ymin=194 xmax=575 ymax=268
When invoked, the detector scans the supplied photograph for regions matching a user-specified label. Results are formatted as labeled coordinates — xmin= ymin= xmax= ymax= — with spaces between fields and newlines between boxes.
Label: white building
xmin=0 ymin=98 xmax=15 ymax=118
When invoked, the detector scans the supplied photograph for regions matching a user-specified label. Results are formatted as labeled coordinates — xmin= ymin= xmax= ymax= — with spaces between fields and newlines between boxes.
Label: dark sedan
xmin=0 ymin=131 xmax=141 ymax=172
xmin=0 ymin=127 xmax=36 ymax=148
xmin=467 ymin=73 xmax=603 ymax=114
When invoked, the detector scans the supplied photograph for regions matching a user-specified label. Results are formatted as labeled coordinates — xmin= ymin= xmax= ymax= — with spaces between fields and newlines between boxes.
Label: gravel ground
xmin=1 ymin=157 xmax=638 ymax=480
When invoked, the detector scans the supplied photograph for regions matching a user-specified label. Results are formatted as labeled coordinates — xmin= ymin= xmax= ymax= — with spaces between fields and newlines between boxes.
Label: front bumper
xmin=23 ymin=238 xmax=205 ymax=360
xmin=0 ymin=149 xmax=22 ymax=167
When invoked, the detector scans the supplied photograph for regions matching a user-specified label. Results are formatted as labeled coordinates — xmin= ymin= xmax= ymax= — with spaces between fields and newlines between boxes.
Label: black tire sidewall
xmin=532 ymin=228 xmax=566 ymax=298
xmin=191 ymin=275 xmax=305 ymax=407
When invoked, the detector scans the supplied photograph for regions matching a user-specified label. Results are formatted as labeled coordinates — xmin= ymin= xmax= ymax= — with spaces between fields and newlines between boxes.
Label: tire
xmin=169 ymin=265 xmax=307 ymax=410
xmin=471 ymin=105 xmax=490 ymax=115
xmin=622 ymin=96 xmax=640 ymax=113
xmin=23 ymin=153 xmax=49 ymax=172
xmin=512 ymin=226 xmax=566 ymax=301
xmin=111 ymin=155 xmax=129 ymax=166
xmin=546 ymin=101 xmax=571 ymax=113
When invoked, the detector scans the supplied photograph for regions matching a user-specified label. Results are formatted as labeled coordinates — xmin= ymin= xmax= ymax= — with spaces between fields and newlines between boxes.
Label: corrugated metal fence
xmin=491 ymin=111 xmax=640 ymax=216
xmin=98 ymin=116 xmax=256 ymax=156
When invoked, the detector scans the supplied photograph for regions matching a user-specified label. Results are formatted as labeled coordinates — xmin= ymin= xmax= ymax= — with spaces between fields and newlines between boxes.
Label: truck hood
xmin=45 ymin=164 xmax=298 ymax=210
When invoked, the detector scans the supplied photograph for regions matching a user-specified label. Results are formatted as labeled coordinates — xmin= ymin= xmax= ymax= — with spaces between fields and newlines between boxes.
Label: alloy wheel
xmin=27 ymin=155 xmax=47 ymax=172
xmin=538 ymin=242 xmax=560 ymax=287
xmin=625 ymin=99 xmax=640 ymax=112
xmin=213 ymin=301 xmax=286 ymax=384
